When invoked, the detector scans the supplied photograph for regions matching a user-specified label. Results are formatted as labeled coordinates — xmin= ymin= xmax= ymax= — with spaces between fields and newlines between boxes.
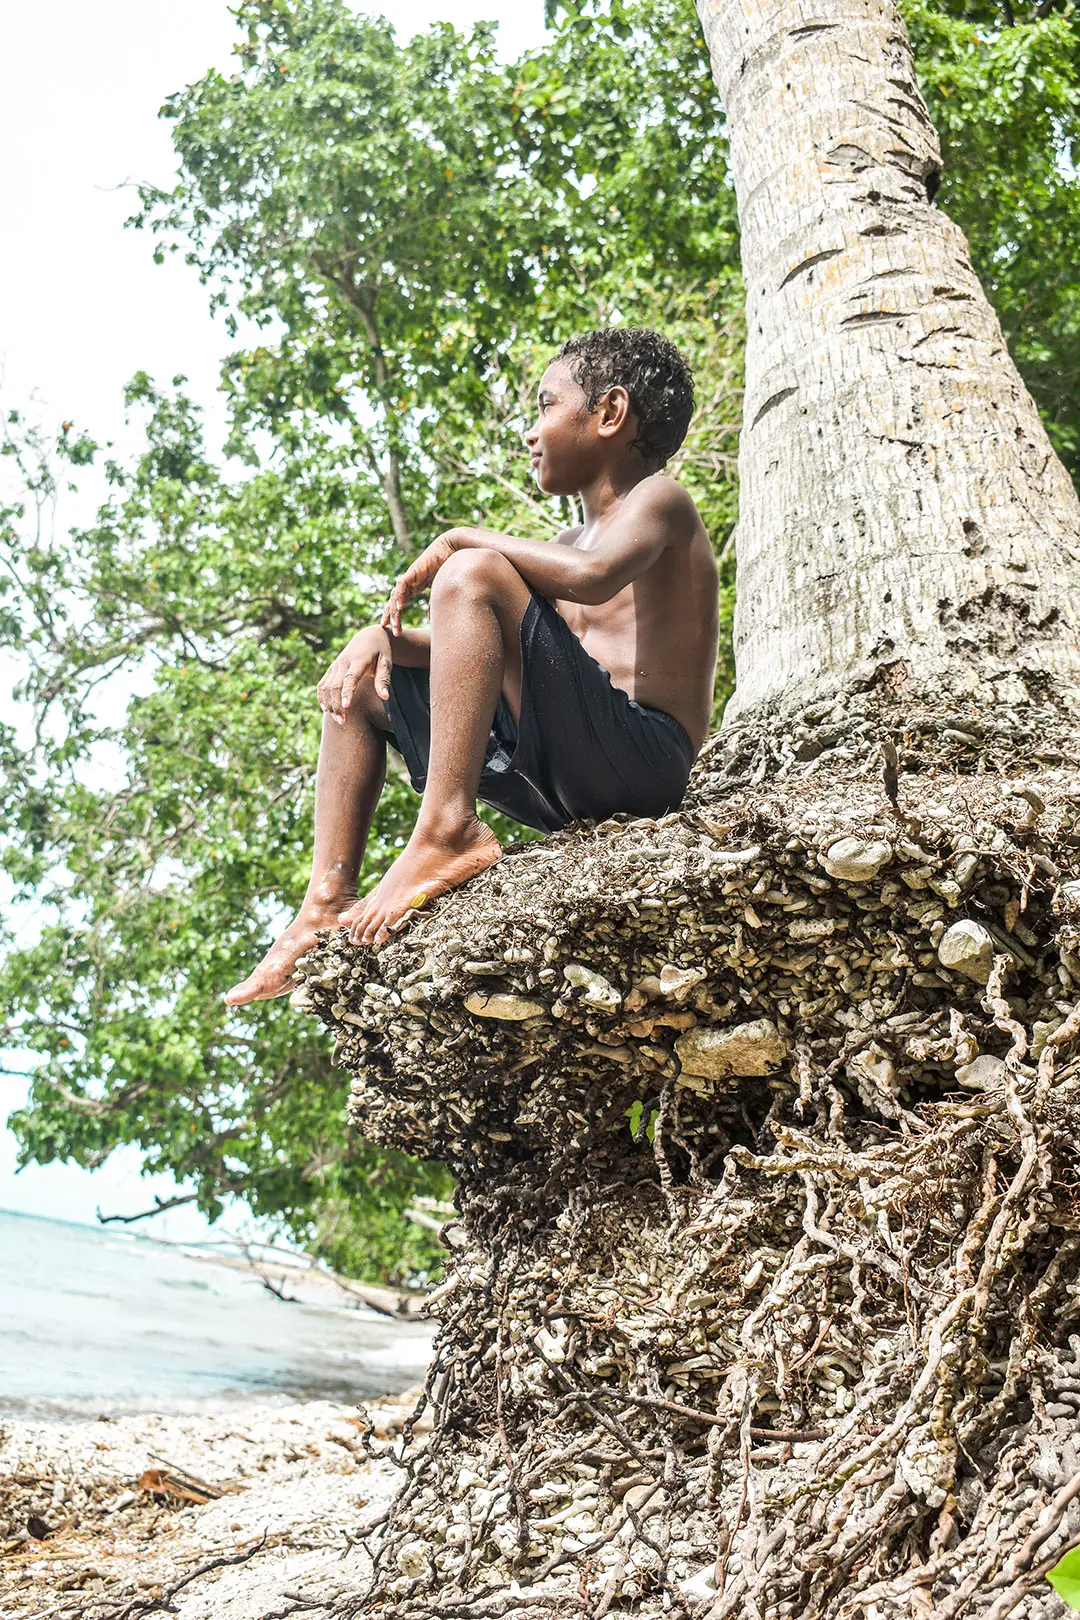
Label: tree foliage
xmin=0 ymin=0 xmax=741 ymax=1282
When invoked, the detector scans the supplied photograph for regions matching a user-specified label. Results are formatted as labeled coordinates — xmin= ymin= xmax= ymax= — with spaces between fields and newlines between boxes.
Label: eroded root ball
xmin=299 ymin=736 xmax=1080 ymax=1618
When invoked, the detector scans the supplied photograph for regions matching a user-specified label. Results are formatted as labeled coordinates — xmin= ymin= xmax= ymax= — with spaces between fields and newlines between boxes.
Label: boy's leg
xmin=342 ymin=549 xmax=531 ymax=947
xmin=223 ymin=666 xmax=392 ymax=1005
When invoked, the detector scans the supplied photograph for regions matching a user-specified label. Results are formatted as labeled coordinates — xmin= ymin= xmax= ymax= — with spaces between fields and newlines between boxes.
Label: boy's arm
xmin=318 ymin=622 xmax=430 ymax=723
xmin=382 ymin=478 xmax=698 ymax=633
xmin=386 ymin=625 xmax=431 ymax=666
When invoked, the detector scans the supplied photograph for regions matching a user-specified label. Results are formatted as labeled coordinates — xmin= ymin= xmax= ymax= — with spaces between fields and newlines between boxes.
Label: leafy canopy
xmin=1 ymin=0 xmax=741 ymax=1282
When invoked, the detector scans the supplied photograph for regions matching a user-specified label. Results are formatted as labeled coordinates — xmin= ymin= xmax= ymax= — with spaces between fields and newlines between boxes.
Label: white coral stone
xmin=464 ymin=992 xmax=549 ymax=1021
xmin=937 ymin=920 xmax=995 ymax=984
xmin=822 ymin=837 xmax=893 ymax=881
xmin=675 ymin=1018 xmax=787 ymax=1081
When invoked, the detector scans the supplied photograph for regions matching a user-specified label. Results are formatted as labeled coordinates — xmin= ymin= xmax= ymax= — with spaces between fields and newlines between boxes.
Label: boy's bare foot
xmin=224 ymin=898 xmax=352 ymax=1006
xmin=341 ymin=818 xmax=501 ymax=947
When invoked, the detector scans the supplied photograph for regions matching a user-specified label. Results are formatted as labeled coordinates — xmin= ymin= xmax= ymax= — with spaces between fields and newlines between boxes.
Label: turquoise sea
xmin=0 ymin=1209 xmax=433 ymax=1419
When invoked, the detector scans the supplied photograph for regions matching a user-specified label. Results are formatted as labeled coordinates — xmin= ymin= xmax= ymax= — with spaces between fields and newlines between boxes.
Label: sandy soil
xmin=0 ymin=1389 xmax=429 ymax=1619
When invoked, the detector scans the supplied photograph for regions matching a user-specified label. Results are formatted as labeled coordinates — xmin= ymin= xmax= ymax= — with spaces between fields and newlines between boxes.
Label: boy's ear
xmin=595 ymin=385 xmax=632 ymax=439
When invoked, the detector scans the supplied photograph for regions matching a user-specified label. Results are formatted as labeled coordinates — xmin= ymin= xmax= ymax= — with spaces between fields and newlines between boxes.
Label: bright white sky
xmin=0 ymin=0 xmax=548 ymax=1242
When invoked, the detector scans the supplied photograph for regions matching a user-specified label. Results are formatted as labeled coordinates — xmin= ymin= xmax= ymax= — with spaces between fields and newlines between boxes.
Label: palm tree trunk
xmin=695 ymin=0 xmax=1080 ymax=728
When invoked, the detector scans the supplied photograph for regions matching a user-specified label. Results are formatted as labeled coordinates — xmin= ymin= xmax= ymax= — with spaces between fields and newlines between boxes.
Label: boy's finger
xmin=376 ymin=652 xmax=392 ymax=701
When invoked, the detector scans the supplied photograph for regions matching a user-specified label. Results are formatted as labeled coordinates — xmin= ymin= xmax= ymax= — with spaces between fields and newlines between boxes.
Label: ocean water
xmin=0 ymin=1210 xmax=434 ymax=1420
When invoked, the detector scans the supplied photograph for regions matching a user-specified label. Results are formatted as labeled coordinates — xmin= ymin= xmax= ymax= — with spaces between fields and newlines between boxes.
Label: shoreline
xmin=0 ymin=1206 xmax=430 ymax=1321
xmin=169 ymin=1240 xmax=430 ymax=1319
xmin=1 ymin=1389 xmax=428 ymax=1618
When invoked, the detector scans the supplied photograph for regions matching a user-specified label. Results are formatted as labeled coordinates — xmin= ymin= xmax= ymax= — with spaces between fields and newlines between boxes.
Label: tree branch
xmin=96 ymin=1193 xmax=200 ymax=1226
xmin=309 ymin=253 xmax=412 ymax=554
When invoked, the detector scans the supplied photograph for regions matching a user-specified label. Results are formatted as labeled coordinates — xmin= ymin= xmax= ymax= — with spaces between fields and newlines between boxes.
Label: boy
xmin=225 ymin=327 xmax=718 ymax=1004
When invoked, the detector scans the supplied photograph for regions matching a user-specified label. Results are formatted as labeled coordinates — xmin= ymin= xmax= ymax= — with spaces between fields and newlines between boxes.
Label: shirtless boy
xmin=225 ymin=326 xmax=718 ymax=1005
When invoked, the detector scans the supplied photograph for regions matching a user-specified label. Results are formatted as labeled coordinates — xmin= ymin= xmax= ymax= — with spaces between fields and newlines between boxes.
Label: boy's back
xmin=552 ymin=472 xmax=718 ymax=752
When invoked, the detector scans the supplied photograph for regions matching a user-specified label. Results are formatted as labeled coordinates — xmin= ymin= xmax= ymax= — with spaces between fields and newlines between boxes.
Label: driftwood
xmin=136 ymin=1460 xmax=242 ymax=1506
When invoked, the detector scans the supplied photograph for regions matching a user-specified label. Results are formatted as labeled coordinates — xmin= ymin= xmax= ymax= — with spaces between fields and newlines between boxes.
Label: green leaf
xmin=1048 ymin=1545 xmax=1080 ymax=1608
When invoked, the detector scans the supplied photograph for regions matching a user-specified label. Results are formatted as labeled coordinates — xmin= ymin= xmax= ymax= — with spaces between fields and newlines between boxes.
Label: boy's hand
xmin=317 ymin=627 xmax=393 ymax=726
xmin=381 ymin=532 xmax=458 ymax=636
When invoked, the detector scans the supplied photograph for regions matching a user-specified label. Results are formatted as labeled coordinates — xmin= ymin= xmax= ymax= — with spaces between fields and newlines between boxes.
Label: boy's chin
xmin=535 ymin=467 xmax=573 ymax=498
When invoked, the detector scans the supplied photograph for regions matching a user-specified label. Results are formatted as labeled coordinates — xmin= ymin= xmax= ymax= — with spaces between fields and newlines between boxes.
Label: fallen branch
xmin=96 ymin=1194 xmax=199 ymax=1226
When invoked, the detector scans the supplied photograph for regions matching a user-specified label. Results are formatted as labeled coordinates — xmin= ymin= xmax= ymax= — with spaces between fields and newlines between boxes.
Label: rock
xmin=396 ymin=1540 xmax=432 ymax=1578
xmin=822 ymin=837 xmax=892 ymax=881
xmin=563 ymin=963 xmax=622 ymax=1010
xmin=1033 ymin=1018 xmax=1065 ymax=1057
xmin=956 ymin=1054 xmax=1007 ymax=1090
xmin=955 ymin=851 xmax=980 ymax=889
xmin=490 ymin=1523 xmax=521 ymax=1558
xmin=937 ymin=920 xmax=995 ymax=984
xmin=848 ymin=1043 xmax=898 ymax=1104
xmin=464 ymin=992 xmax=549 ymax=1021
xmin=789 ymin=917 xmax=836 ymax=941
xmin=675 ymin=1019 xmax=787 ymax=1082
xmin=622 ymin=1483 xmax=665 ymax=1517
xmin=680 ymin=1565 xmax=718 ymax=1603
xmin=625 ymin=975 xmax=662 ymax=1010
xmin=657 ymin=963 xmax=707 ymax=1001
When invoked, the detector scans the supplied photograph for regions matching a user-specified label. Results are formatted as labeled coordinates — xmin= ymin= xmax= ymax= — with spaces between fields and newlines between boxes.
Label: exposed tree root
xmin=299 ymin=707 xmax=1080 ymax=1617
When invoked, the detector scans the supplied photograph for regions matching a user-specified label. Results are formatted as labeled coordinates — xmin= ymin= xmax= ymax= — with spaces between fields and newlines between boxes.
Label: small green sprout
xmin=1048 ymin=1544 xmax=1080 ymax=1608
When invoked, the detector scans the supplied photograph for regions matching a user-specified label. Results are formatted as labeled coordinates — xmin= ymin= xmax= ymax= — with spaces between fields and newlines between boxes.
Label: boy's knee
xmin=432 ymin=548 xmax=517 ymax=601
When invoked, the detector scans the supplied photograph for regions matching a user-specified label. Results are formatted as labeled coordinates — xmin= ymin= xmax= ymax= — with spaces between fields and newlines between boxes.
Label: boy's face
xmin=525 ymin=361 xmax=605 ymax=497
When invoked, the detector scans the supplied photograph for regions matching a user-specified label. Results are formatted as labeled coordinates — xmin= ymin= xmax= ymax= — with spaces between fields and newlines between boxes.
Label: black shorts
xmin=386 ymin=590 xmax=695 ymax=834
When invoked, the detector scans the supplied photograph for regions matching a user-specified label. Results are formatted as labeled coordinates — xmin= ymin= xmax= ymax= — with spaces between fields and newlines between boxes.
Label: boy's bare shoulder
xmin=620 ymin=473 xmax=705 ymax=547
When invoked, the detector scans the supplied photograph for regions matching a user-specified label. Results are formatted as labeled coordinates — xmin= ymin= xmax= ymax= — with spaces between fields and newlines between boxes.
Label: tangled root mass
xmin=296 ymin=706 xmax=1080 ymax=1619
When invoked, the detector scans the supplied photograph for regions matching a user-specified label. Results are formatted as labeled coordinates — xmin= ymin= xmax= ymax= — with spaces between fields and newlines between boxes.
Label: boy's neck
xmin=576 ymin=456 xmax=654 ymax=529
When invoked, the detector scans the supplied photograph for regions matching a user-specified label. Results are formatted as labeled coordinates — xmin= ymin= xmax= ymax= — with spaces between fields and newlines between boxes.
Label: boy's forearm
xmin=449 ymin=526 xmax=612 ymax=604
xmin=387 ymin=625 xmax=431 ymax=666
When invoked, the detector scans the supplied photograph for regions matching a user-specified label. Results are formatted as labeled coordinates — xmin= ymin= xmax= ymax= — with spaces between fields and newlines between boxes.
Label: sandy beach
xmin=1 ymin=1389 xmax=429 ymax=1619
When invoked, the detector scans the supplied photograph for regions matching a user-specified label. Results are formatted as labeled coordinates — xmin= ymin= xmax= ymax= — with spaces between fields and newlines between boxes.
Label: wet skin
xmin=224 ymin=360 xmax=718 ymax=1005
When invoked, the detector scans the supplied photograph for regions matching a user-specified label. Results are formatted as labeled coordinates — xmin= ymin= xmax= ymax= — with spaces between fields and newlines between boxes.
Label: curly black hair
xmin=555 ymin=326 xmax=694 ymax=470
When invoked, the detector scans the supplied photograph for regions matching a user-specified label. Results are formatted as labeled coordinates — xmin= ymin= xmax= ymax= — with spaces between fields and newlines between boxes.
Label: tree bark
xmin=350 ymin=290 xmax=412 ymax=556
xmin=695 ymin=0 xmax=1080 ymax=728
xmin=311 ymin=251 xmax=413 ymax=554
